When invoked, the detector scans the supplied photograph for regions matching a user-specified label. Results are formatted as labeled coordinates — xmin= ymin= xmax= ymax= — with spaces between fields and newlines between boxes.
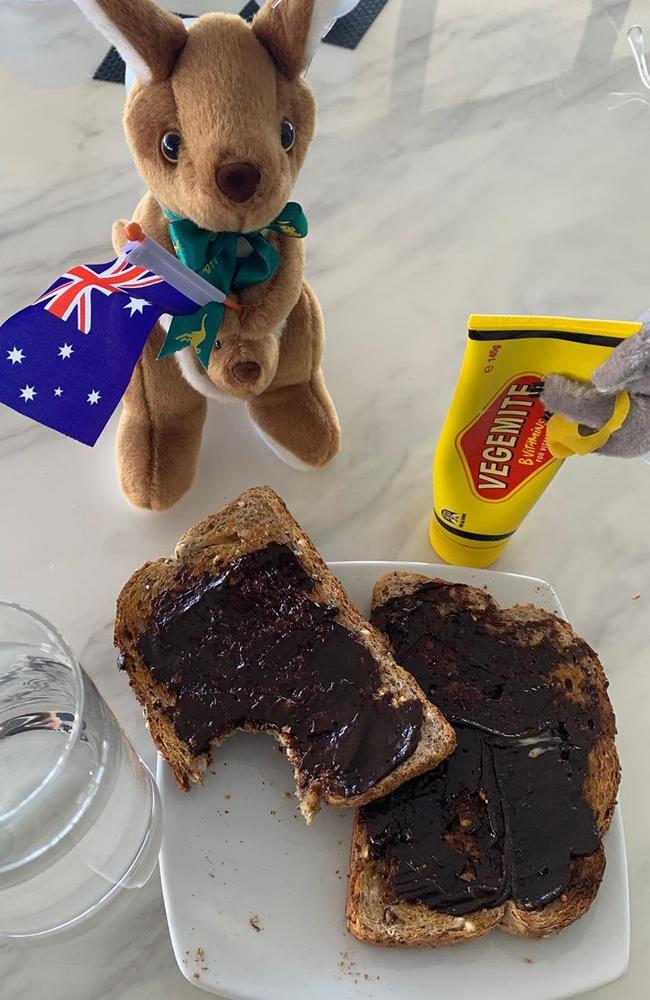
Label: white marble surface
xmin=1 ymin=0 xmax=649 ymax=996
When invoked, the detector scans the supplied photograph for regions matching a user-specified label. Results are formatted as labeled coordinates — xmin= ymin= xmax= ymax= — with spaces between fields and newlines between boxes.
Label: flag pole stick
xmin=121 ymin=222 xmax=241 ymax=313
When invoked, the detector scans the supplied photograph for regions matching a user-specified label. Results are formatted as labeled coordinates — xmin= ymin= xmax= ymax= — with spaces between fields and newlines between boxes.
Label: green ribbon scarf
xmin=158 ymin=202 xmax=308 ymax=370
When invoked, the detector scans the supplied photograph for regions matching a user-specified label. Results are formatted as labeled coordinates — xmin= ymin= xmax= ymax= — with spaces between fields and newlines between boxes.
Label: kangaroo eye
xmin=280 ymin=119 xmax=295 ymax=151
xmin=161 ymin=132 xmax=182 ymax=162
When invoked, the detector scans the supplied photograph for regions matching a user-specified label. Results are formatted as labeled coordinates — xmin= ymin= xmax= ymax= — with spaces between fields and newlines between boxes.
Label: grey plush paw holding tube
xmin=542 ymin=323 xmax=650 ymax=457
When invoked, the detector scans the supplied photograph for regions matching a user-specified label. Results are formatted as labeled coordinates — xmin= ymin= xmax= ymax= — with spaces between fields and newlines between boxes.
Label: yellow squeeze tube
xmin=431 ymin=314 xmax=640 ymax=568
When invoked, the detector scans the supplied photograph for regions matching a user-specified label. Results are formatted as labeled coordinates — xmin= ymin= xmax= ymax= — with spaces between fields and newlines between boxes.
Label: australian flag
xmin=0 ymin=257 xmax=201 ymax=446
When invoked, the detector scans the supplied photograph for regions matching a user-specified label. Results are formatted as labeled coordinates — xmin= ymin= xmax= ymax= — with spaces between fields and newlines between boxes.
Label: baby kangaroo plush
xmin=75 ymin=0 xmax=341 ymax=510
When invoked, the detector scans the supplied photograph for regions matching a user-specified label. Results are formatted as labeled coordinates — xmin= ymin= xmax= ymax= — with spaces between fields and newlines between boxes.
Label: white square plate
xmin=157 ymin=562 xmax=629 ymax=1000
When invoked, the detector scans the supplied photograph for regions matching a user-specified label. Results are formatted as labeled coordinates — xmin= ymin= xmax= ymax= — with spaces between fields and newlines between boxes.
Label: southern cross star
xmin=19 ymin=385 xmax=36 ymax=402
xmin=124 ymin=297 xmax=150 ymax=316
xmin=54 ymin=387 xmax=63 ymax=397
xmin=7 ymin=347 xmax=24 ymax=365
xmin=87 ymin=390 xmax=101 ymax=406
xmin=58 ymin=344 xmax=74 ymax=360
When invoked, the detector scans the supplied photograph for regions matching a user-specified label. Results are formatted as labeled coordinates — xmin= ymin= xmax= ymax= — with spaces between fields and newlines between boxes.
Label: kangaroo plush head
xmin=75 ymin=0 xmax=346 ymax=232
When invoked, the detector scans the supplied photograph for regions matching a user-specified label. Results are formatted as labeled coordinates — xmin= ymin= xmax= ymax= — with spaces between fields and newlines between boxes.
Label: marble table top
xmin=1 ymin=0 xmax=649 ymax=997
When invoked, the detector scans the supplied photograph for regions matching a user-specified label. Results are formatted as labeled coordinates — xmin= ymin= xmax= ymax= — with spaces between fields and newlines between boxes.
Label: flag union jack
xmin=34 ymin=258 xmax=163 ymax=334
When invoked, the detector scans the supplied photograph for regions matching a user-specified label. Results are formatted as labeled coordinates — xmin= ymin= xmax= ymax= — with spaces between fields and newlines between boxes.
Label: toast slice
xmin=347 ymin=572 xmax=620 ymax=944
xmin=115 ymin=491 xmax=455 ymax=822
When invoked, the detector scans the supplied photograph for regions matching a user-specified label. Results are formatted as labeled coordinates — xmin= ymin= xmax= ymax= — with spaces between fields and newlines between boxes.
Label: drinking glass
xmin=0 ymin=601 xmax=162 ymax=940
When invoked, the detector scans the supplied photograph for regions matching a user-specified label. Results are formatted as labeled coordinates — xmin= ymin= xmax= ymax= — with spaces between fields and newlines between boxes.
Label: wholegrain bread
xmin=115 ymin=491 xmax=455 ymax=822
xmin=346 ymin=572 xmax=620 ymax=944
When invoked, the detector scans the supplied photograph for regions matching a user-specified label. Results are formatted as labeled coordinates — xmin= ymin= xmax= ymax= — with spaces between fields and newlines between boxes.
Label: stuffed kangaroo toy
xmin=74 ymin=0 xmax=341 ymax=510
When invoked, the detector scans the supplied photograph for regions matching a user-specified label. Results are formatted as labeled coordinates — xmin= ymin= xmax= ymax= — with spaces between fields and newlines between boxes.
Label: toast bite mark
xmin=115 ymin=491 xmax=455 ymax=822
xmin=347 ymin=572 xmax=619 ymax=944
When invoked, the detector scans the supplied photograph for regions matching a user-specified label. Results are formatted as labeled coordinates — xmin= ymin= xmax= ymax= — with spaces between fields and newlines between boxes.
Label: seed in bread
xmin=114 ymin=490 xmax=456 ymax=822
xmin=346 ymin=573 xmax=620 ymax=944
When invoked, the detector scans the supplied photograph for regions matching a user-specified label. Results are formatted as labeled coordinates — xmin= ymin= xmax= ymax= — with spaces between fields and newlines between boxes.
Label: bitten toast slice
xmin=347 ymin=572 xmax=619 ymax=944
xmin=115 ymin=491 xmax=455 ymax=822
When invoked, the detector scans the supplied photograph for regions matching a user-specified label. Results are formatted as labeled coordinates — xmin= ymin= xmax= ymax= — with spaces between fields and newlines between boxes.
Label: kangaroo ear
xmin=74 ymin=0 xmax=187 ymax=84
xmin=253 ymin=0 xmax=351 ymax=79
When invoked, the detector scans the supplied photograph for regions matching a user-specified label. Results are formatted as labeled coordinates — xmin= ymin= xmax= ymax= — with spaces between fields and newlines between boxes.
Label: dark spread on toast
xmin=363 ymin=582 xmax=604 ymax=915
xmin=136 ymin=543 xmax=422 ymax=798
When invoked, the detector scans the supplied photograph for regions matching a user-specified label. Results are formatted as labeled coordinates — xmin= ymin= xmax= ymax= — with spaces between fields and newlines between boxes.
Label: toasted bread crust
xmin=115 ymin=490 xmax=456 ymax=822
xmin=346 ymin=572 xmax=620 ymax=943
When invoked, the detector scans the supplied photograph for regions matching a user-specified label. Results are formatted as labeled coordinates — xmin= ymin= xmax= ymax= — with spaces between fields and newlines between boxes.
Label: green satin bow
xmin=158 ymin=203 xmax=308 ymax=370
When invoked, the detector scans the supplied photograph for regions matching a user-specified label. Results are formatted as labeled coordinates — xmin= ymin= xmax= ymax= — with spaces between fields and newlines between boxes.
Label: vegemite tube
xmin=431 ymin=314 xmax=640 ymax=567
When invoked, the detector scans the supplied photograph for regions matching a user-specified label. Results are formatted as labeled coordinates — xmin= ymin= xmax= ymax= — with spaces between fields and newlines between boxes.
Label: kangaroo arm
xmin=236 ymin=233 xmax=305 ymax=340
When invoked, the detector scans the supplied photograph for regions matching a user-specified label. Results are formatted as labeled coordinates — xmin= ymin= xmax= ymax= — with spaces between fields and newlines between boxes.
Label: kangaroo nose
xmin=216 ymin=161 xmax=261 ymax=203
xmin=232 ymin=361 xmax=261 ymax=384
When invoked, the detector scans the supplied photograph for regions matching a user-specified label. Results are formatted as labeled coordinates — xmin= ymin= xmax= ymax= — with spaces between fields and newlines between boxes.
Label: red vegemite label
xmin=456 ymin=375 xmax=556 ymax=500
